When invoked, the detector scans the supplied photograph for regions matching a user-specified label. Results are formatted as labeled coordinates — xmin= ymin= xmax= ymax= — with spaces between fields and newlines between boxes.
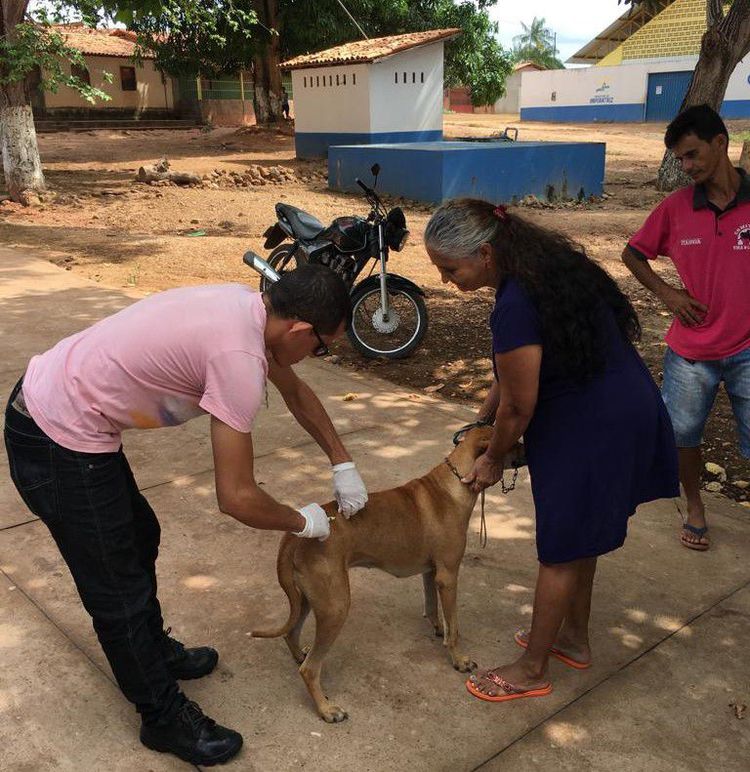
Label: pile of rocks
xmin=202 ymin=165 xmax=327 ymax=188
xmin=143 ymin=178 xmax=184 ymax=188
xmin=516 ymin=193 xmax=602 ymax=209
xmin=133 ymin=157 xmax=328 ymax=189
xmin=1 ymin=189 xmax=49 ymax=208
xmin=704 ymin=461 xmax=749 ymax=500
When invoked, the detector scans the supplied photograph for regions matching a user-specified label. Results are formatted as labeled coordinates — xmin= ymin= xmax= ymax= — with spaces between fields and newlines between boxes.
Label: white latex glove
xmin=332 ymin=462 xmax=368 ymax=518
xmin=295 ymin=503 xmax=331 ymax=541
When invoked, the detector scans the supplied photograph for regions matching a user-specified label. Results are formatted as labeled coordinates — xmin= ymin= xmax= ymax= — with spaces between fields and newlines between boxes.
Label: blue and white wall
xmin=520 ymin=56 xmax=750 ymax=122
xmin=291 ymin=42 xmax=445 ymax=158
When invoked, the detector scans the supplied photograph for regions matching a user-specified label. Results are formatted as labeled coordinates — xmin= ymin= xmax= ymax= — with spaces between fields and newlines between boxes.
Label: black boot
xmin=140 ymin=700 xmax=243 ymax=765
xmin=162 ymin=627 xmax=219 ymax=680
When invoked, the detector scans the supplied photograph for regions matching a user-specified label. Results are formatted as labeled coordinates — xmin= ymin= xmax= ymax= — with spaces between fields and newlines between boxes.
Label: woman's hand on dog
xmin=462 ymin=452 xmax=505 ymax=494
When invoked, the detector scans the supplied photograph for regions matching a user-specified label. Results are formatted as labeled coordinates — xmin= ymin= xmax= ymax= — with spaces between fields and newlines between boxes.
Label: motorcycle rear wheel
xmin=259 ymin=244 xmax=305 ymax=292
xmin=347 ymin=282 xmax=428 ymax=359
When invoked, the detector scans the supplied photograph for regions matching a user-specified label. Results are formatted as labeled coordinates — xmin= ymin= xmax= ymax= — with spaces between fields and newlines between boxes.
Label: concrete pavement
xmin=1 ymin=248 xmax=748 ymax=771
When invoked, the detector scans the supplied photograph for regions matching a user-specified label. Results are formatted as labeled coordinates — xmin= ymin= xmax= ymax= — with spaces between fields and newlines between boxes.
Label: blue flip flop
xmin=680 ymin=522 xmax=710 ymax=551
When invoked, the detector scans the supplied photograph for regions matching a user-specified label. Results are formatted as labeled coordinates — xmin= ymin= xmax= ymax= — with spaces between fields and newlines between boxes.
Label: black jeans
xmin=4 ymin=379 xmax=183 ymax=725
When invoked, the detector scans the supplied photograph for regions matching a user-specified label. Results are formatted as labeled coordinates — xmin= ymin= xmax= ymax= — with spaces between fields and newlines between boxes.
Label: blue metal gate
xmin=645 ymin=71 xmax=693 ymax=122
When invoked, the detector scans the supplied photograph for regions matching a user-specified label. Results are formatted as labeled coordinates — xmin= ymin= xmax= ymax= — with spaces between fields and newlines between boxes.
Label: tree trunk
xmin=251 ymin=0 xmax=282 ymax=125
xmin=0 ymin=99 xmax=45 ymax=200
xmin=1 ymin=0 xmax=45 ymax=201
xmin=657 ymin=2 xmax=750 ymax=190
xmin=252 ymin=55 xmax=273 ymax=124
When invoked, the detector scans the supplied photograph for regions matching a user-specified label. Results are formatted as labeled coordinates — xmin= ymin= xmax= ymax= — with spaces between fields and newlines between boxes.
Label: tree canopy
xmin=1 ymin=2 xmax=114 ymax=106
xmin=109 ymin=1 xmax=260 ymax=78
xmin=512 ymin=16 xmax=564 ymax=70
xmin=282 ymin=0 xmax=513 ymax=106
xmin=5 ymin=0 xmax=512 ymax=104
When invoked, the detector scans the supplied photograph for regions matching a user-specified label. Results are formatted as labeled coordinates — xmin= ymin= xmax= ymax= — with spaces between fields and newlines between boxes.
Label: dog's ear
xmin=463 ymin=426 xmax=493 ymax=457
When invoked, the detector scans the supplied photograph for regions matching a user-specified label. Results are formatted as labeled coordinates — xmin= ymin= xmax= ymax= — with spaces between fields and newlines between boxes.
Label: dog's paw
xmin=452 ymin=657 xmax=477 ymax=673
xmin=320 ymin=705 xmax=348 ymax=723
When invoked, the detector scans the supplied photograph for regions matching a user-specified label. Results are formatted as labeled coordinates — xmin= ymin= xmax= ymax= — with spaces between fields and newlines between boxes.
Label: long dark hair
xmin=425 ymin=199 xmax=641 ymax=380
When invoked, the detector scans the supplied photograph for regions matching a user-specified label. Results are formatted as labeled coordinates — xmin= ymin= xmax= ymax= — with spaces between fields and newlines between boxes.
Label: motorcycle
xmin=243 ymin=164 xmax=428 ymax=359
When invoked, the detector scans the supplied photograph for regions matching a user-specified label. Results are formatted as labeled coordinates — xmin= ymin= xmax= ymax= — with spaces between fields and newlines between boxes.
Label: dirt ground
xmin=0 ymin=113 xmax=748 ymax=502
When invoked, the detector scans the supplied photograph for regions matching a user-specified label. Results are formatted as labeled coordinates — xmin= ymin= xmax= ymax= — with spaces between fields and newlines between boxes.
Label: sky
xmin=489 ymin=0 xmax=627 ymax=66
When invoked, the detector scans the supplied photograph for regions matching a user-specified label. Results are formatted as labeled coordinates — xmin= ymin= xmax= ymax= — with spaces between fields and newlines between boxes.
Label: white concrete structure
xmin=520 ymin=56 xmax=750 ymax=122
xmin=494 ymin=62 xmax=543 ymax=115
xmin=282 ymin=29 xmax=459 ymax=157
xmin=519 ymin=1 xmax=750 ymax=122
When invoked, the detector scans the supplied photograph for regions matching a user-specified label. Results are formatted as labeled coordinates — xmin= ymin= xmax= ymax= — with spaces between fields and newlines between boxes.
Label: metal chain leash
xmin=443 ymin=456 xmax=519 ymax=548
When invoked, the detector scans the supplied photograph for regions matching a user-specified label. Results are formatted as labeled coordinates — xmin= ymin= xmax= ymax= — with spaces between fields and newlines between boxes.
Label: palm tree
xmin=513 ymin=17 xmax=555 ymax=59
xmin=513 ymin=17 xmax=562 ymax=69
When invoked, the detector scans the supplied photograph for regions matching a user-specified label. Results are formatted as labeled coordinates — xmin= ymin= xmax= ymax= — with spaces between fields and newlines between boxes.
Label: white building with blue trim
xmin=519 ymin=0 xmax=750 ymax=123
xmin=281 ymin=28 xmax=460 ymax=158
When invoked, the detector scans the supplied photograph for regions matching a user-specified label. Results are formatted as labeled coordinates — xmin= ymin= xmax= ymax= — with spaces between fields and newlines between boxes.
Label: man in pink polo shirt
xmin=623 ymin=104 xmax=750 ymax=552
xmin=3 ymin=265 xmax=368 ymax=765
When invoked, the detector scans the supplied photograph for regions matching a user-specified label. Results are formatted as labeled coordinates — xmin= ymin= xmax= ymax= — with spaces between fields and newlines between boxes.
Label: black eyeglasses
xmin=311 ymin=326 xmax=329 ymax=357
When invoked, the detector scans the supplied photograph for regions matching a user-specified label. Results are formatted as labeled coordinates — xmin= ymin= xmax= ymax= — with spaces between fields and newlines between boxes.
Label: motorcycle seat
xmin=275 ymin=203 xmax=325 ymax=241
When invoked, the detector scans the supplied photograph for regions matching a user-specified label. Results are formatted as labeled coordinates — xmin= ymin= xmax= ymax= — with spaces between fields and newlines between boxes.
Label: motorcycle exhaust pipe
xmin=243 ymin=250 xmax=280 ymax=284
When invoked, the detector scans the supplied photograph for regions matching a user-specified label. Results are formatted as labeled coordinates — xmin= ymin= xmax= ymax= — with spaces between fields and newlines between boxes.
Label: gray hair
xmin=424 ymin=198 xmax=501 ymax=259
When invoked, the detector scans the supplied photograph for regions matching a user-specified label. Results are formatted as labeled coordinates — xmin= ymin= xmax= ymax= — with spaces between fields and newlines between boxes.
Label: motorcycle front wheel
xmin=259 ymin=244 xmax=305 ymax=292
xmin=347 ymin=282 xmax=428 ymax=359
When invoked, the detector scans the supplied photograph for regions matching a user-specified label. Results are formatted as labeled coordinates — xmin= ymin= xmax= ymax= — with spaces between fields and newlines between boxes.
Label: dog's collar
xmin=452 ymin=419 xmax=494 ymax=447
xmin=443 ymin=457 xmax=466 ymax=481
xmin=445 ymin=455 xmax=519 ymax=496
xmin=444 ymin=457 xmax=488 ymax=548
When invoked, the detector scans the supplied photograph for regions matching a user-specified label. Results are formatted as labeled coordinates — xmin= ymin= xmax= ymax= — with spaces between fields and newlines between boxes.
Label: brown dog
xmin=252 ymin=427 xmax=517 ymax=722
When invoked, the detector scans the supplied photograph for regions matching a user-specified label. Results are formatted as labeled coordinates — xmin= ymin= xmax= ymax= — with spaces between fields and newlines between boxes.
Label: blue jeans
xmin=661 ymin=346 xmax=750 ymax=458
xmin=3 ymin=379 xmax=184 ymax=725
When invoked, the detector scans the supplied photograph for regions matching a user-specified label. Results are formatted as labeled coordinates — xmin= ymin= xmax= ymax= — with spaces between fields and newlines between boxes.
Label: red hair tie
xmin=493 ymin=205 xmax=509 ymax=221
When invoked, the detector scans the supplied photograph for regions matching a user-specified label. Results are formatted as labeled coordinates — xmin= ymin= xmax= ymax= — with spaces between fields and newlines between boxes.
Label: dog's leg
xmin=298 ymin=571 xmax=351 ymax=723
xmin=285 ymin=593 xmax=311 ymax=664
xmin=422 ymin=570 xmax=444 ymax=637
xmin=435 ymin=565 xmax=476 ymax=673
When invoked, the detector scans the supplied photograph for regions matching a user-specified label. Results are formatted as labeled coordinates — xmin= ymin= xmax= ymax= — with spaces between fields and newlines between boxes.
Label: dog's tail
xmin=251 ymin=535 xmax=302 ymax=638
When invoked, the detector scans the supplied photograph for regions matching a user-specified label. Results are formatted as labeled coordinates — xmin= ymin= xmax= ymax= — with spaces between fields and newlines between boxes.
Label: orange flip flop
xmin=514 ymin=630 xmax=591 ymax=670
xmin=466 ymin=671 xmax=552 ymax=703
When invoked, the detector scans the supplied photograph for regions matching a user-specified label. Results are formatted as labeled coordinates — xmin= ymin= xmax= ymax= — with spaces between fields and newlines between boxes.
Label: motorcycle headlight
xmin=385 ymin=207 xmax=408 ymax=251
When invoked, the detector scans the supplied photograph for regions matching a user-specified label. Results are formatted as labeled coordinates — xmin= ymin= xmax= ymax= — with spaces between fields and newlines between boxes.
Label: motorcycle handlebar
xmin=355 ymin=177 xmax=383 ymax=214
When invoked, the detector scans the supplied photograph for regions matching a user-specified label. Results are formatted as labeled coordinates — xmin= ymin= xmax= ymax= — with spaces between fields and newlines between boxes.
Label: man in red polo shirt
xmin=623 ymin=104 xmax=750 ymax=551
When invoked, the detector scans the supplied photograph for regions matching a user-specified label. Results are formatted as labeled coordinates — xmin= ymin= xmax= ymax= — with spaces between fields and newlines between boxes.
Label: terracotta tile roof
xmin=281 ymin=28 xmax=461 ymax=70
xmin=51 ymin=24 xmax=153 ymax=59
xmin=513 ymin=61 xmax=545 ymax=72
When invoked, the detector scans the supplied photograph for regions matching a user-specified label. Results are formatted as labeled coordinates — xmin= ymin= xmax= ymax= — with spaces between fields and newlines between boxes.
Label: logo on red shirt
xmin=733 ymin=224 xmax=750 ymax=250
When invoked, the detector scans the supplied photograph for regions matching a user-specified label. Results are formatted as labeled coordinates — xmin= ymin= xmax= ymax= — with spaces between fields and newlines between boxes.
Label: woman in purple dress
xmin=424 ymin=198 xmax=678 ymax=703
